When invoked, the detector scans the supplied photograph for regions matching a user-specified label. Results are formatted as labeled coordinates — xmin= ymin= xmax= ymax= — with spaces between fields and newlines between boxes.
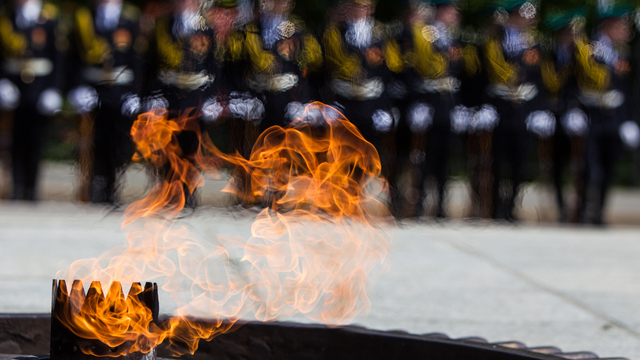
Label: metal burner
xmin=50 ymin=280 xmax=158 ymax=360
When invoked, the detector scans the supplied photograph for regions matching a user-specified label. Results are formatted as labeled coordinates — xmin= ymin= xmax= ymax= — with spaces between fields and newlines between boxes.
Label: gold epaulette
xmin=322 ymin=24 xmax=361 ymax=81
xmin=41 ymin=3 xmax=59 ymax=20
xmin=155 ymin=19 xmax=182 ymax=69
xmin=296 ymin=33 xmax=323 ymax=72
xmin=75 ymin=7 xmax=111 ymax=65
xmin=411 ymin=24 xmax=447 ymax=79
xmin=244 ymin=22 xmax=275 ymax=74
xmin=0 ymin=15 xmax=27 ymax=58
xmin=226 ymin=31 xmax=244 ymax=62
xmin=214 ymin=31 xmax=244 ymax=63
xmin=540 ymin=57 xmax=569 ymax=96
xmin=384 ymin=38 xmax=403 ymax=73
xmin=483 ymin=37 xmax=518 ymax=85
xmin=462 ymin=44 xmax=481 ymax=77
xmin=574 ymin=36 xmax=610 ymax=91
xmin=121 ymin=3 xmax=140 ymax=22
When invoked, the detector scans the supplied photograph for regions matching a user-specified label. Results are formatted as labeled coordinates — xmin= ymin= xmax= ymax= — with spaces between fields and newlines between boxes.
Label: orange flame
xmin=55 ymin=102 xmax=393 ymax=356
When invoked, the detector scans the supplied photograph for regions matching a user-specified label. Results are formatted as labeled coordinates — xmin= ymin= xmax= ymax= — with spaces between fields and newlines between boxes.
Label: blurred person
xmin=322 ymin=0 xmax=402 ymax=212
xmin=394 ymin=0 xmax=478 ymax=219
xmin=229 ymin=0 xmax=322 ymax=207
xmin=144 ymin=0 xmax=234 ymax=208
xmin=0 ymin=0 xmax=64 ymax=200
xmin=68 ymin=0 xmax=142 ymax=205
xmin=540 ymin=10 xmax=586 ymax=222
xmin=243 ymin=0 xmax=323 ymax=132
xmin=455 ymin=2 xmax=496 ymax=219
xmin=574 ymin=2 xmax=639 ymax=225
xmin=483 ymin=0 xmax=550 ymax=221
xmin=199 ymin=0 xmax=248 ymax=157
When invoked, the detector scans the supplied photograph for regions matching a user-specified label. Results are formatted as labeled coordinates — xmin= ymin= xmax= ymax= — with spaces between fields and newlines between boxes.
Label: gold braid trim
xmin=384 ymin=39 xmax=403 ymax=73
xmin=296 ymin=33 xmax=323 ymax=72
xmin=226 ymin=31 xmax=244 ymax=62
xmin=213 ymin=31 xmax=244 ymax=64
xmin=484 ymin=37 xmax=518 ymax=85
xmin=463 ymin=44 xmax=481 ymax=77
xmin=41 ymin=3 xmax=59 ymax=20
xmin=0 ymin=16 xmax=27 ymax=58
xmin=155 ymin=19 xmax=182 ymax=69
xmin=244 ymin=23 xmax=275 ymax=74
xmin=540 ymin=57 xmax=569 ymax=96
xmin=411 ymin=24 xmax=447 ymax=79
xmin=75 ymin=7 xmax=110 ymax=65
xmin=323 ymin=24 xmax=361 ymax=81
xmin=574 ymin=36 xmax=609 ymax=91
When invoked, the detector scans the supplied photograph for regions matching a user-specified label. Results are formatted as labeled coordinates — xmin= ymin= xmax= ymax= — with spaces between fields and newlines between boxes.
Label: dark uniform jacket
xmin=396 ymin=21 xmax=481 ymax=129
xmin=322 ymin=18 xmax=401 ymax=140
xmin=69 ymin=2 xmax=142 ymax=110
xmin=243 ymin=16 xmax=322 ymax=127
xmin=0 ymin=2 xmax=63 ymax=107
xmin=483 ymin=26 xmax=547 ymax=132
xmin=148 ymin=9 xmax=222 ymax=111
xmin=574 ymin=33 xmax=632 ymax=136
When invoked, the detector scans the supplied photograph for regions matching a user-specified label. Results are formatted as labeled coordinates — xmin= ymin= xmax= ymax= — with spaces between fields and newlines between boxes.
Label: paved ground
xmin=0 ymin=201 xmax=640 ymax=359
xmin=3 ymin=161 xmax=640 ymax=224
xmin=1 ymin=162 xmax=640 ymax=358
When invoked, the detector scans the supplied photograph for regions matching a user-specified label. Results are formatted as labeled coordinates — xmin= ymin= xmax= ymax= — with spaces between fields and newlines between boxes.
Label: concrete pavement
xmin=0 ymin=202 xmax=639 ymax=358
xmin=3 ymin=161 xmax=640 ymax=224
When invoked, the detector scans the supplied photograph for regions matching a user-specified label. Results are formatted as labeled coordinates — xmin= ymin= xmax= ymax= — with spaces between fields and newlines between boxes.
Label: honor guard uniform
xmin=395 ymin=0 xmax=478 ymax=218
xmin=323 ymin=0 xmax=402 ymax=207
xmin=323 ymin=0 xmax=400 ymax=143
xmin=146 ymin=0 xmax=229 ymax=207
xmin=483 ymin=0 xmax=550 ymax=221
xmin=0 ymin=0 xmax=64 ymax=200
xmin=574 ymin=3 xmax=639 ymax=225
xmin=146 ymin=0 xmax=216 ymax=115
xmin=540 ymin=10 xmax=586 ymax=222
xmin=68 ymin=0 xmax=142 ymax=204
xmin=455 ymin=3 xmax=496 ymax=219
xmin=197 ymin=0 xmax=250 ymax=157
xmin=243 ymin=0 xmax=322 ymax=132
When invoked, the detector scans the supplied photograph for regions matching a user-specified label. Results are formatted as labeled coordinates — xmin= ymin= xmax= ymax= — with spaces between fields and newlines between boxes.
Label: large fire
xmin=55 ymin=102 xmax=393 ymax=356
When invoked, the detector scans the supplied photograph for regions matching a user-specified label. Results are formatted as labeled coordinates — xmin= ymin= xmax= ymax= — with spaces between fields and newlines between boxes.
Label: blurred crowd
xmin=1 ymin=0 xmax=640 ymax=225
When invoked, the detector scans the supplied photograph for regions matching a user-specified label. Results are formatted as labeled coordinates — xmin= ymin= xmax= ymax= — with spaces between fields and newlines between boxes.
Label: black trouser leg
xmin=432 ymin=128 xmax=450 ymax=218
xmin=12 ymin=106 xmax=48 ymax=201
xmin=594 ymin=135 xmax=620 ymax=224
xmin=507 ymin=132 xmax=528 ymax=220
xmin=91 ymin=106 xmax=133 ymax=204
xmin=552 ymin=133 xmax=570 ymax=220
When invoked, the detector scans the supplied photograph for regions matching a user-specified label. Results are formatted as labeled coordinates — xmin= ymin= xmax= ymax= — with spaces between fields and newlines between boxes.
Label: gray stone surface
xmin=2 ymin=161 xmax=640 ymax=223
xmin=1 ymin=202 xmax=640 ymax=359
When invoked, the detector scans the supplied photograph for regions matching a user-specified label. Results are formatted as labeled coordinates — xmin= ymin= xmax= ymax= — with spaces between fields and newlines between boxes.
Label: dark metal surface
xmin=0 ymin=314 xmax=629 ymax=360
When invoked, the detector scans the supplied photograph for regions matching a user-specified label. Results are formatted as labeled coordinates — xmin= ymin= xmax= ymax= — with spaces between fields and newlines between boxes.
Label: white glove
xmin=142 ymin=93 xmax=169 ymax=112
xmin=408 ymin=102 xmax=433 ymax=133
xmin=201 ymin=97 xmax=224 ymax=122
xmin=285 ymin=101 xmax=305 ymax=124
xmin=69 ymin=85 xmax=98 ymax=114
xmin=450 ymin=105 xmax=471 ymax=134
xmin=229 ymin=93 xmax=264 ymax=122
xmin=561 ymin=108 xmax=588 ymax=137
xmin=37 ymin=88 xmax=62 ymax=116
xmin=620 ymin=121 xmax=640 ymax=149
xmin=469 ymin=104 xmax=499 ymax=133
xmin=0 ymin=78 xmax=20 ymax=111
xmin=244 ymin=97 xmax=264 ymax=122
xmin=372 ymin=109 xmax=393 ymax=133
xmin=526 ymin=110 xmax=556 ymax=138
xmin=121 ymin=93 xmax=140 ymax=117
